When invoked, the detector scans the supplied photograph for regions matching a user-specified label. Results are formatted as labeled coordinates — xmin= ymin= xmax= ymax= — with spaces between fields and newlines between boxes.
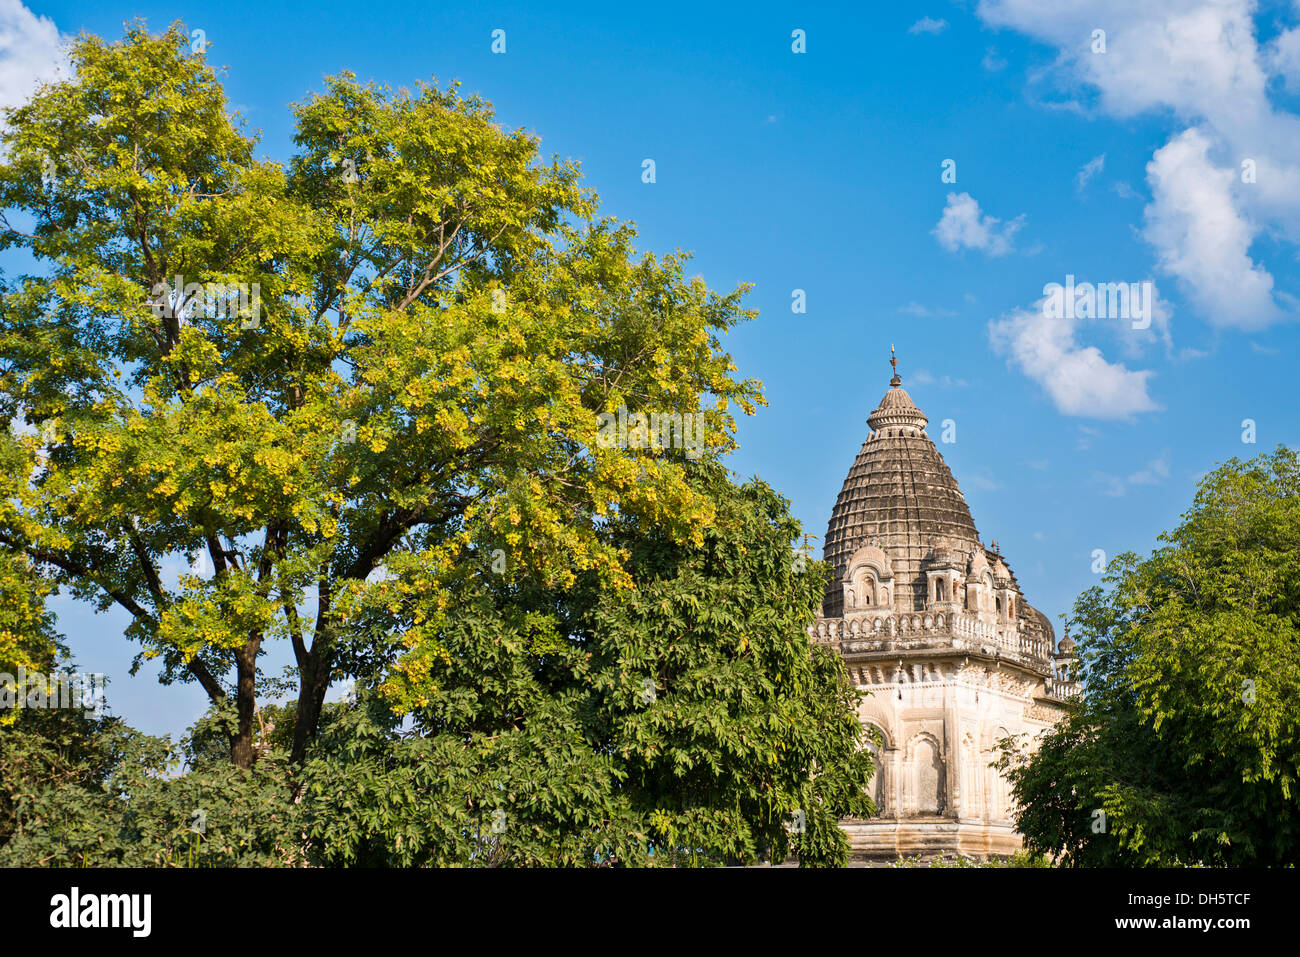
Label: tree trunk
xmin=289 ymin=648 xmax=332 ymax=765
xmin=229 ymin=637 xmax=261 ymax=769
xmin=290 ymin=593 xmax=334 ymax=765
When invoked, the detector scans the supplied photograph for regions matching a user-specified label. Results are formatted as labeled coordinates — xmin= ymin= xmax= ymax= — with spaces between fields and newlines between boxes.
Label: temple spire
xmin=867 ymin=350 xmax=928 ymax=433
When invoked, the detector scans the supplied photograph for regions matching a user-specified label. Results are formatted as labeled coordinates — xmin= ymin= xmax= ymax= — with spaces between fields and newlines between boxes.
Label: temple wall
xmin=838 ymin=654 xmax=1065 ymax=860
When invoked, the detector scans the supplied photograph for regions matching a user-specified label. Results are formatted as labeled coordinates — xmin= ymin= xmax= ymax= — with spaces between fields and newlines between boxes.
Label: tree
xmin=0 ymin=696 xmax=309 ymax=867
xmin=998 ymin=446 xmax=1300 ymax=866
xmin=304 ymin=468 xmax=876 ymax=867
xmin=0 ymin=548 xmax=61 ymax=719
xmin=0 ymin=21 xmax=760 ymax=768
xmin=2 ymin=473 xmax=874 ymax=867
xmin=0 ymin=549 xmax=158 ymax=860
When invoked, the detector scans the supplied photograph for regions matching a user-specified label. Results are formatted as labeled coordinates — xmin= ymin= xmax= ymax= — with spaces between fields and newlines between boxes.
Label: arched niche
xmin=861 ymin=721 xmax=889 ymax=815
xmin=842 ymin=544 xmax=893 ymax=614
xmin=987 ymin=726 xmax=1012 ymax=821
xmin=905 ymin=732 xmax=946 ymax=816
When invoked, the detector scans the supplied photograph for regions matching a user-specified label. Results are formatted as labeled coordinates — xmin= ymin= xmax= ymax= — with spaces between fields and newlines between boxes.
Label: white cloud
xmin=983 ymin=47 xmax=1008 ymax=71
xmin=933 ymin=192 xmax=1024 ymax=256
xmin=1266 ymin=21 xmax=1300 ymax=93
xmin=976 ymin=0 xmax=1300 ymax=329
xmin=967 ymin=468 xmax=1002 ymax=491
xmin=909 ymin=17 xmax=949 ymax=35
xmin=1093 ymin=471 xmax=1128 ymax=497
xmin=1143 ymin=128 xmax=1282 ymax=329
xmin=899 ymin=301 xmax=957 ymax=317
xmin=0 ymin=1 xmax=68 ymax=119
xmin=988 ymin=301 xmax=1159 ymax=420
xmin=1093 ymin=452 xmax=1171 ymax=497
xmin=976 ymin=0 xmax=1268 ymax=121
xmin=1082 ymin=278 xmax=1175 ymax=359
xmin=1075 ymin=153 xmax=1105 ymax=191
xmin=910 ymin=369 xmax=970 ymax=388
xmin=1127 ymin=452 xmax=1170 ymax=486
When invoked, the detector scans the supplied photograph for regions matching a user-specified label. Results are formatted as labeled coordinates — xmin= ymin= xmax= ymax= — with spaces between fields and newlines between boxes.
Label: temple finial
xmin=889 ymin=344 xmax=900 ymax=386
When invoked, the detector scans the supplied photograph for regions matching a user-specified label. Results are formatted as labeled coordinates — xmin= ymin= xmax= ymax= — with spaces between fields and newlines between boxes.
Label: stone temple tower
xmin=810 ymin=352 xmax=1076 ymax=860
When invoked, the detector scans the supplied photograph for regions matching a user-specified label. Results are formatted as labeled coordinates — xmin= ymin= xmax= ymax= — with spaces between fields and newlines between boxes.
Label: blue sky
xmin=3 ymin=0 xmax=1298 ymax=738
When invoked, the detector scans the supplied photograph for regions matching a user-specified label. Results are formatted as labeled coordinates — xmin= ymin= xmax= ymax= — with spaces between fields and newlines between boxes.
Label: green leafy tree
xmin=0 ymin=549 xmax=114 ymax=854
xmin=998 ymin=446 xmax=1300 ymax=866
xmin=0 ymin=473 xmax=876 ymax=866
xmin=0 ymin=22 xmax=875 ymax=868
xmin=0 ymin=698 xmax=308 ymax=867
xmin=305 ymin=469 xmax=876 ymax=867
xmin=0 ymin=22 xmax=760 ymax=768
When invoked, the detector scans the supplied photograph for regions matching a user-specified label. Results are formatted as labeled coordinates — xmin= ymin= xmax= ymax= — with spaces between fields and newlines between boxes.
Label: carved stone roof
xmin=823 ymin=372 xmax=981 ymax=617
xmin=866 ymin=377 xmax=928 ymax=432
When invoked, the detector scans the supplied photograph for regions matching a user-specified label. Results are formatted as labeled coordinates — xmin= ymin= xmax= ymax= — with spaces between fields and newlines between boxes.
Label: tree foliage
xmin=0 ymin=548 xmax=61 ymax=719
xmin=0 ymin=22 xmax=875 ymax=866
xmin=0 ymin=21 xmax=760 ymax=767
xmin=310 ymin=468 xmax=875 ymax=867
xmin=999 ymin=446 xmax=1300 ymax=866
xmin=1 ymin=473 xmax=874 ymax=867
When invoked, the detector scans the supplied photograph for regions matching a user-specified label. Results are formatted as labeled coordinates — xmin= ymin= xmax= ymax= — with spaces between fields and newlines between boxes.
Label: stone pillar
xmin=945 ymin=686 xmax=960 ymax=818
xmin=889 ymin=745 xmax=903 ymax=818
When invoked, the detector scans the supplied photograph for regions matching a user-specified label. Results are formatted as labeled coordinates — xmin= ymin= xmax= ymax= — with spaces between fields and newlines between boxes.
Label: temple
xmin=812 ymin=350 xmax=1078 ymax=860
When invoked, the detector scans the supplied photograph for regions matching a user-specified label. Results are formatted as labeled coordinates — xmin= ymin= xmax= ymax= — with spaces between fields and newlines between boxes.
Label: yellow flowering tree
xmin=0 ymin=23 xmax=761 ymax=767
xmin=0 ymin=549 xmax=61 ymax=726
